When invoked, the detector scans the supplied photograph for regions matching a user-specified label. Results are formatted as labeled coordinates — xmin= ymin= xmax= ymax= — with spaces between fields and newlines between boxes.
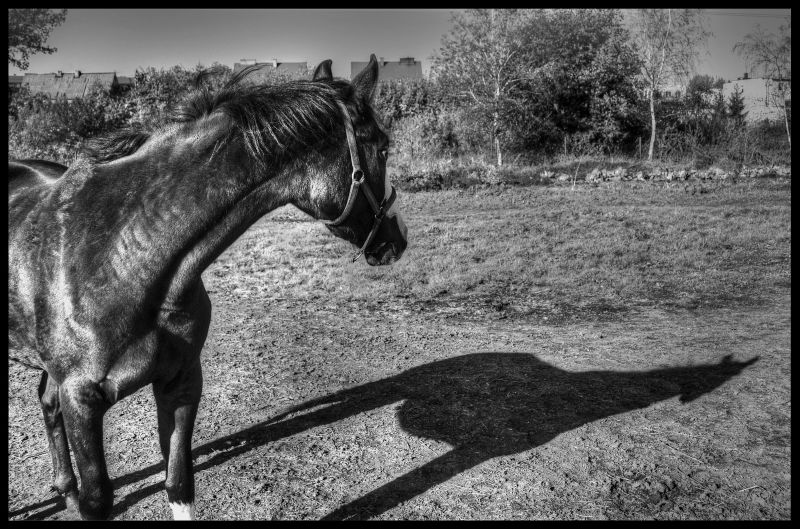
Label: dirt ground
xmin=7 ymin=186 xmax=791 ymax=520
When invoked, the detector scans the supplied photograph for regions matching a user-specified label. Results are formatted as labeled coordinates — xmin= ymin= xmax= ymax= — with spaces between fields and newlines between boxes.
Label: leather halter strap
xmin=324 ymin=101 xmax=397 ymax=262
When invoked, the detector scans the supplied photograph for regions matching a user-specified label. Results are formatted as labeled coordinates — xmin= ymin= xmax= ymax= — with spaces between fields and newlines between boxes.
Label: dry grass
xmin=212 ymin=177 xmax=791 ymax=323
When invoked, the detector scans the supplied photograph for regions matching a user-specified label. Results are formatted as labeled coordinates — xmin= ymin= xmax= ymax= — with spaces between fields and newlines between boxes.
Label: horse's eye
xmin=379 ymin=149 xmax=389 ymax=160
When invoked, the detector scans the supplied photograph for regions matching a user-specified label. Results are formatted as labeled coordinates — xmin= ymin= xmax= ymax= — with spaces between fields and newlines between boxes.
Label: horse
xmin=8 ymin=54 xmax=407 ymax=520
xmin=8 ymin=159 xmax=66 ymax=194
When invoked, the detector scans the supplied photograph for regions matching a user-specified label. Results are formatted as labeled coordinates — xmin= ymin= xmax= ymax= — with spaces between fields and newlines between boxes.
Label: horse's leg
xmin=59 ymin=379 xmax=114 ymax=520
xmin=153 ymin=360 xmax=202 ymax=520
xmin=37 ymin=371 xmax=79 ymax=512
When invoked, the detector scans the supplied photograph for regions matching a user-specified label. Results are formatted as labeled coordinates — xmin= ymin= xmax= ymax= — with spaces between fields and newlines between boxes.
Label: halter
xmin=324 ymin=101 xmax=397 ymax=262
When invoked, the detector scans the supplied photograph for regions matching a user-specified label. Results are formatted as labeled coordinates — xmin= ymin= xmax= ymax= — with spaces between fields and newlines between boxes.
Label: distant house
xmin=9 ymin=75 xmax=24 ymax=95
xmin=117 ymin=75 xmax=133 ymax=93
xmin=722 ymin=73 xmax=791 ymax=123
xmin=657 ymin=84 xmax=684 ymax=100
xmin=233 ymin=59 xmax=309 ymax=83
xmin=21 ymin=71 xmax=125 ymax=100
xmin=350 ymin=57 xmax=422 ymax=82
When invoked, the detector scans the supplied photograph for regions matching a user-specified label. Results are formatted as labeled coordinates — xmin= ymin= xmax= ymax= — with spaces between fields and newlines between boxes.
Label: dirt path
xmin=8 ymin=204 xmax=790 ymax=520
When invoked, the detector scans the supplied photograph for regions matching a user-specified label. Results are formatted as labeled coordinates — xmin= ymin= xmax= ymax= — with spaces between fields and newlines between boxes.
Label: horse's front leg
xmin=59 ymin=378 xmax=114 ymax=520
xmin=153 ymin=359 xmax=202 ymax=520
xmin=37 ymin=371 xmax=79 ymax=512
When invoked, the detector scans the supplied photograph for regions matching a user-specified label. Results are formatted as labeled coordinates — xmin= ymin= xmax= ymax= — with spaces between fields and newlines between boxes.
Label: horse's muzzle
xmin=364 ymin=239 xmax=406 ymax=266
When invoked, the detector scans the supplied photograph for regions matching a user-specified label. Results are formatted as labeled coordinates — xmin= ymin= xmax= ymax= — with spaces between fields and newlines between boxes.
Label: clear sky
xmin=9 ymin=9 xmax=791 ymax=83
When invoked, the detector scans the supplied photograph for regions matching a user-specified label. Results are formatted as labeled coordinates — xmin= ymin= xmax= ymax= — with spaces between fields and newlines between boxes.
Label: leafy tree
xmin=734 ymin=18 xmax=791 ymax=147
xmin=532 ymin=9 xmax=645 ymax=154
xmin=686 ymin=75 xmax=722 ymax=103
xmin=625 ymin=9 xmax=711 ymax=160
xmin=432 ymin=9 xmax=645 ymax=162
xmin=684 ymin=74 xmax=724 ymax=123
xmin=8 ymin=9 xmax=67 ymax=70
xmin=432 ymin=9 xmax=541 ymax=166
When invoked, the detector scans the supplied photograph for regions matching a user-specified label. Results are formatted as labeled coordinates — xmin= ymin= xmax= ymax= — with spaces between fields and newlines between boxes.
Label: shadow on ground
xmin=11 ymin=352 xmax=756 ymax=520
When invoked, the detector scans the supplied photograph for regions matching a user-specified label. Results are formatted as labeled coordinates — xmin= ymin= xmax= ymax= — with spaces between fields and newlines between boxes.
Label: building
xmin=657 ymin=83 xmax=685 ymax=100
xmin=9 ymin=75 xmax=24 ymax=95
xmin=350 ymin=57 xmax=422 ymax=82
xmin=722 ymin=73 xmax=791 ymax=123
xmin=233 ymin=59 xmax=309 ymax=83
xmin=117 ymin=76 xmax=133 ymax=92
xmin=20 ymin=71 xmax=126 ymax=100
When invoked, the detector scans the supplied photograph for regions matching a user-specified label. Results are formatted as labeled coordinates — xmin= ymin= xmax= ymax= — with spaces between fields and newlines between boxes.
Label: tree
xmin=625 ymin=9 xmax=711 ymax=160
xmin=8 ymin=9 xmax=67 ymax=70
xmin=432 ymin=9 xmax=540 ymax=166
xmin=518 ymin=9 xmax=645 ymax=155
xmin=733 ymin=18 xmax=791 ymax=147
xmin=684 ymin=74 xmax=726 ymax=121
xmin=727 ymin=85 xmax=747 ymax=127
xmin=432 ymin=9 xmax=643 ymax=163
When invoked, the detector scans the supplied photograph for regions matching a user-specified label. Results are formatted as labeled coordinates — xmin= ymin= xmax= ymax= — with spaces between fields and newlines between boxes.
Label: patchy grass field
xmin=8 ymin=177 xmax=791 ymax=520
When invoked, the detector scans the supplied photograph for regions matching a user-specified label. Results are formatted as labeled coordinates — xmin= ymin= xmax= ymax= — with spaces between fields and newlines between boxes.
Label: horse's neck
xmin=164 ymin=161 xmax=293 ymax=305
xmin=67 ymin=126 xmax=295 ymax=311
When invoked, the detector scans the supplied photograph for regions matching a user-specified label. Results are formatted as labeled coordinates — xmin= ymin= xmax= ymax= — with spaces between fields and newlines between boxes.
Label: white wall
xmin=722 ymin=78 xmax=791 ymax=123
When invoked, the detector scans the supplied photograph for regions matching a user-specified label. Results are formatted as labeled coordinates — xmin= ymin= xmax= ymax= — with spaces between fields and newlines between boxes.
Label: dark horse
xmin=8 ymin=55 xmax=407 ymax=520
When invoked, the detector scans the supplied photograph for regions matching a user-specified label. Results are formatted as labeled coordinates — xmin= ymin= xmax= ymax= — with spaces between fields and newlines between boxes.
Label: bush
xmin=375 ymin=78 xmax=439 ymax=122
xmin=8 ymin=84 xmax=133 ymax=163
xmin=388 ymin=106 xmax=493 ymax=163
xmin=389 ymin=159 xmax=488 ymax=191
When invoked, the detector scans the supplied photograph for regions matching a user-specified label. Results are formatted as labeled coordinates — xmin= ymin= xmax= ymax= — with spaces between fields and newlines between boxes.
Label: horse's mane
xmin=85 ymin=65 xmax=356 ymax=168
xmin=84 ymin=128 xmax=152 ymax=164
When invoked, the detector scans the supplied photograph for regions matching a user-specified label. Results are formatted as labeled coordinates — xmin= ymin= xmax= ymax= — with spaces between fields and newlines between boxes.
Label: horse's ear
xmin=312 ymin=59 xmax=333 ymax=82
xmin=352 ymin=54 xmax=379 ymax=102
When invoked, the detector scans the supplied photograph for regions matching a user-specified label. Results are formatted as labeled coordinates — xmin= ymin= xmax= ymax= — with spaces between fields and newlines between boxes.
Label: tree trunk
xmin=493 ymin=109 xmax=502 ymax=167
xmin=648 ymin=88 xmax=657 ymax=161
xmin=782 ymin=97 xmax=791 ymax=149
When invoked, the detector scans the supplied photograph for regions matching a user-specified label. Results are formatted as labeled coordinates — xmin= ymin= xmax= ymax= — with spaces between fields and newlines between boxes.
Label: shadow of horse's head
xmin=376 ymin=353 xmax=759 ymax=453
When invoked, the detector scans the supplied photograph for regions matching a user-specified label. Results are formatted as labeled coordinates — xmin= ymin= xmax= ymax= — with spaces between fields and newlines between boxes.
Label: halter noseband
xmin=324 ymin=101 xmax=397 ymax=262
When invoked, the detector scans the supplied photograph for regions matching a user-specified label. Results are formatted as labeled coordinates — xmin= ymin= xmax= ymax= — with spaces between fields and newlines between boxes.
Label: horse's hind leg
xmin=59 ymin=379 xmax=114 ymax=520
xmin=153 ymin=360 xmax=202 ymax=520
xmin=38 ymin=371 xmax=79 ymax=511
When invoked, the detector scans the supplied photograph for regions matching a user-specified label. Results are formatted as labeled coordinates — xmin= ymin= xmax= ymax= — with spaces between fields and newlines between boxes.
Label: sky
xmin=9 ymin=9 xmax=791 ymax=83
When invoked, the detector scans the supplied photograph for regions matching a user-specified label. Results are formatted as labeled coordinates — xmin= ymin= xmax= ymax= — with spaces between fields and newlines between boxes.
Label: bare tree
xmin=8 ymin=9 xmax=68 ymax=71
xmin=625 ymin=9 xmax=710 ymax=161
xmin=432 ymin=9 xmax=538 ymax=167
xmin=734 ymin=18 xmax=791 ymax=147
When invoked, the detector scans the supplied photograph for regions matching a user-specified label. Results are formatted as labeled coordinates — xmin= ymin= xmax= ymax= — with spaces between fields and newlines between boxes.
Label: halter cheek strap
xmin=324 ymin=101 xmax=397 ymax=262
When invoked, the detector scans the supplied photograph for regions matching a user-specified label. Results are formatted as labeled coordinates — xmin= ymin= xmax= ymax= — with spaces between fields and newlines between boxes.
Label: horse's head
xmin=305 ymin=55 xmax=407 ymax=266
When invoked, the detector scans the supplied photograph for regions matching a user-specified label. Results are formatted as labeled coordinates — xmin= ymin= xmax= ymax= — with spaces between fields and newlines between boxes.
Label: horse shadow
xmin=12 ymin=352 xmax=757 ymax=520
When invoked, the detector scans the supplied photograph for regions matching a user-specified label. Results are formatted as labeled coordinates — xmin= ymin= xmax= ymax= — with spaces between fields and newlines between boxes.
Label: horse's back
xmin=9 ymin=159 xmax=67 ymax=196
